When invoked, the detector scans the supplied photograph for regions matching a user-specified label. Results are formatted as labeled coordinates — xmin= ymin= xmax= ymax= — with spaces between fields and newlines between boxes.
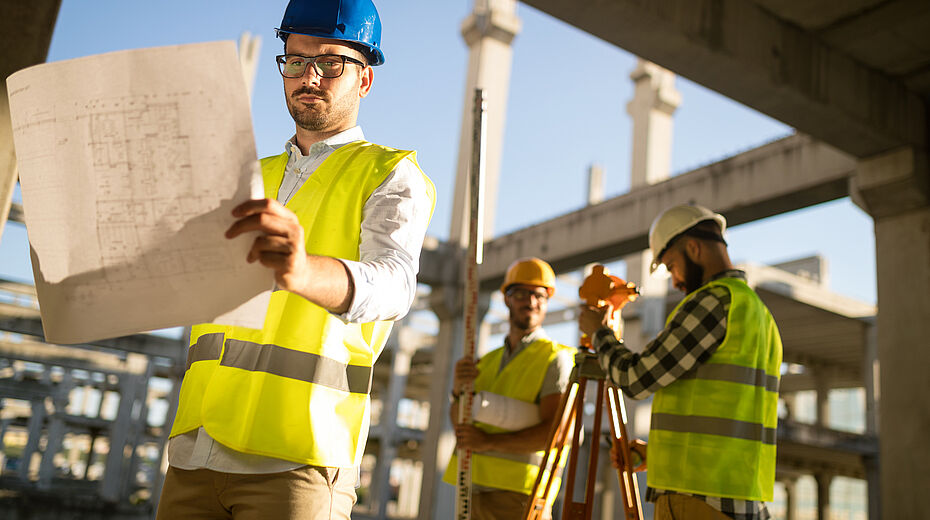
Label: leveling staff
xmin=580 ymin=204 xmax=782 ymax=520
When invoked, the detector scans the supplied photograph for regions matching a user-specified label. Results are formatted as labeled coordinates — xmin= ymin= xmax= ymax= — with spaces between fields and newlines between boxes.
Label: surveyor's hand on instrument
xmin=452 ymin=358 xmax=479 ymax=394
xmin=226 ymin=198 xmax=310 ymax=294
xmin=454 ymin=423 xmax=491 ymax=452
xmin=629 ymin=439 xmax=647 ymax=472
xmin=609 ymin=437 xmax=648 ymax=472
xmin=578 ymin=304 xmax=613 ymax=337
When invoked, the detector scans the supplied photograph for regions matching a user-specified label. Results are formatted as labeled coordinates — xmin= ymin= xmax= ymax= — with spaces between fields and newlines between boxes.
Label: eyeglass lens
xmin=279 ymin=55 xmax=346 ymax=78
xmin=508 ymin=288 xmax=549 ymax=301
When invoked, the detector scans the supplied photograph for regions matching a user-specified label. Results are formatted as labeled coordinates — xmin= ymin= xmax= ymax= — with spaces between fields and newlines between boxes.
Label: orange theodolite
xmin=579 ymin=264 xmax=639 ymax=350
xmin=524 ymin=264 xmax=646 ymax=520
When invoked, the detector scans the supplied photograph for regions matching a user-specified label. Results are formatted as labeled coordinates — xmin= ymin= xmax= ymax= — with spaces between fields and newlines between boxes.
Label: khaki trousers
xmin=155 ymin=466 xmax=356 ymax=520
xmin=472 ymin=490 xmax=551 ymax=520
xmin=654 ymin=494 xmax=732 ymax=520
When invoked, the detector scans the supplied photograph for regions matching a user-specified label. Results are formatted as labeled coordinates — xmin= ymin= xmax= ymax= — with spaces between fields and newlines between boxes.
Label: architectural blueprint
xmin=6 ymin=41 xmax=272 ymax=343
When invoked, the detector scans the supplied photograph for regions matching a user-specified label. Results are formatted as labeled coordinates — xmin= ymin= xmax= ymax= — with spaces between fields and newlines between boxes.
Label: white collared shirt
xmin=279 ymin=126 xmax=432 ymax=324
xmin=168 ymin=126 xmax=433 ymax=473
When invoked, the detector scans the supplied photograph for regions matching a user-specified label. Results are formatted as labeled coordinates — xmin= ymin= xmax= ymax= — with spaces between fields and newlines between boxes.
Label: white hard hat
xmin=648 ymin=204 xmax=727 ymax=273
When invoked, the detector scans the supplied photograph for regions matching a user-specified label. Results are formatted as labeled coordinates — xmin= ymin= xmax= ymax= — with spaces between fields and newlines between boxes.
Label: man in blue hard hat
xmin=156 ymin=1 xmax=435 ymax=518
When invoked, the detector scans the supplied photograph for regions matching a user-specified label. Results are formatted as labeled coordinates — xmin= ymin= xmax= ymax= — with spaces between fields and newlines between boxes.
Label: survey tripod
xmin=524 ymin=265 xmax=647 ymax=520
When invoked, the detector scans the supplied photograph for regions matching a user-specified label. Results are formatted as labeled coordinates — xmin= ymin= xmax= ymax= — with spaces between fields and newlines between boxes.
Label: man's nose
xmin=299 ymin=64 xmax=322 ymax=84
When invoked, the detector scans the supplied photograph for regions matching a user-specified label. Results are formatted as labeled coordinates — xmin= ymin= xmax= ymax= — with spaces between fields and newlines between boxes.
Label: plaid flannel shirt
xmin=592 ymin=270 xmax=771 ymax=520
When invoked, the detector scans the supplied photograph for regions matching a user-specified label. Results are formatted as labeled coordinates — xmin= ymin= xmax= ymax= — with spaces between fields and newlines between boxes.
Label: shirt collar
xmin=505 ymin=327 xmax=549 ymax=351
xmin=284 ymin=126 xmax=365 ymax=159
xmin=708 ymin=269 xmax=747 ymax=282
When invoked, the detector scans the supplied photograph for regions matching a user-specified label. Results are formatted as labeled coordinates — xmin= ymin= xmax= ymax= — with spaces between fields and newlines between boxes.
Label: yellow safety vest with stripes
xmin=648 ymin=277 xmax=782 ymax=501
xmin=170 ymin=141 xmax=435 ymax=468
xmin=443 ymin=338 xmax=574 ymax=496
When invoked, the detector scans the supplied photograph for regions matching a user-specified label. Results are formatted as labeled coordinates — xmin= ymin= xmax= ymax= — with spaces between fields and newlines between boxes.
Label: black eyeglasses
xmin=275 ymin=54 xmax=366 ymax=79
xmin=506 ymin=287 xmax=550 ymax=302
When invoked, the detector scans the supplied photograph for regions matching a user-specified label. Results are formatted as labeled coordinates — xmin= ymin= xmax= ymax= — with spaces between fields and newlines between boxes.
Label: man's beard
xmin=510 ymin=307 xmax=537 ymax=331
xmin=683 ymin=253 xmax=705 ymax=294
xmin=286 ymin=86 xmax=355 ymax=131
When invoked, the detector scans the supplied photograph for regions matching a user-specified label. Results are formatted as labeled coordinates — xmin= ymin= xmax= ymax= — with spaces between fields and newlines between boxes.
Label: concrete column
xmin=781 ymin=392 xmax=796 ymax=422
xmin=623 ymin=59 xmax=679 ymax=345
xmin=38 ymin=371 xmax=72 ymax=490
xmin=815 ymin=373 xmax=830 ymax=429
xmin=237 ymin=32 xmax=261 ymax=103
xmin=863 ymin=321 xmax=879 ymax=435
xmin=122 ymin=354 xmax=153 ymax=500
xmin=148 ymin=332 xmax=187 ymax=511
xmin=101 ymin=373 xmax=142 ymax=502
xmin=19 ymin=399 xmax=46 ymax=482
xmin=587 ymin=164 xmax=605 ymax=206
xmin=373 ymin=322 xmax=413 ymax=519
xmin=815 ymin=473 xmax=832 ymax=520
xmin=626 ymin=59 xmax=681 ymax=190
xmin=782 ymin=477 xmax=798 ymax=520
xmin=862 ymin=317 xmax=881 ymax=520
xmin=448 ymin=0 xmax=521 ymax=242
xmin=865 ymin=454 xmax=881 ymax=520
xmin=850 ymin=146 xmax=930 ymax=519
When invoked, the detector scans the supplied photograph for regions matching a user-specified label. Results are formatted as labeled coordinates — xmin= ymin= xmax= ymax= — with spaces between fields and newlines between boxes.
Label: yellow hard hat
xmin=501 ymin=257 xmax=556 ymax=296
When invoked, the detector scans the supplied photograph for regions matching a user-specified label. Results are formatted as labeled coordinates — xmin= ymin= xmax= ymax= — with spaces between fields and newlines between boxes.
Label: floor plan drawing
xmin=7 ymin=41 xmax=271 ymax=343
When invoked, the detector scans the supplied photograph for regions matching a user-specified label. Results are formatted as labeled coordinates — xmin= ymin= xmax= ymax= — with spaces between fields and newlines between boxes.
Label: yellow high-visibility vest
xmin=648 ymin=277 xmax=782 ymax=501
xmin=170 ymin=141 xmax=435 ymax=468
xmin=443 ymin=338 xmax=574 ymax=495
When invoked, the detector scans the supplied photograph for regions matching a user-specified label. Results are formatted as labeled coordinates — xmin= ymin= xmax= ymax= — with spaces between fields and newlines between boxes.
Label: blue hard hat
xmin=276 ymin=0 xmax=385 ymax=66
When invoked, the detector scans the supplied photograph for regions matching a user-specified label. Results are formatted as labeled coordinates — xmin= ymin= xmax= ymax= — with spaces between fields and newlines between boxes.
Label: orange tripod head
xmin=579 ymin=264 xmax=639 ymax=349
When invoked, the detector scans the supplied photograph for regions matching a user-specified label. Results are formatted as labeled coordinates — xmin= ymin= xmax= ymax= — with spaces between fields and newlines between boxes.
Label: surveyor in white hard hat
xmin=156 ymin=1 xmax=436 ymax=518
xmin=444 ymin=258 xmax=575 ymax=519
xmin=579 ymin=204 xmax=783 ymax=520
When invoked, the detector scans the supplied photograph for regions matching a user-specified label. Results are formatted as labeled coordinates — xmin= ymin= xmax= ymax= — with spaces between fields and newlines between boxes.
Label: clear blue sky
xmin=1 ymin=0 xmax=875 ymax=305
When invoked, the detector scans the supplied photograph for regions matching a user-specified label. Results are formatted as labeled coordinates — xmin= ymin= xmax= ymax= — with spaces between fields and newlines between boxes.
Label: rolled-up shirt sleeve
xmin=593 ymin=284 xmax=731 ymax=400
xmin=338 ymin=156 xmax=433 ymax=323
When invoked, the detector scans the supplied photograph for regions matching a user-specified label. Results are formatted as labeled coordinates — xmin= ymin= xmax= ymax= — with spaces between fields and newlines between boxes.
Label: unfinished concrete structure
xmin=2 ymin=1 xmax=927 ymax=519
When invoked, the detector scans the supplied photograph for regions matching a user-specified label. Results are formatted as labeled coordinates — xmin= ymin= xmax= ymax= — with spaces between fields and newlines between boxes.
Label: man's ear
xmin=684 ymin=237 xmax=702 ymax=261
xmin=358 ymin=66 xmax=373 ymax=98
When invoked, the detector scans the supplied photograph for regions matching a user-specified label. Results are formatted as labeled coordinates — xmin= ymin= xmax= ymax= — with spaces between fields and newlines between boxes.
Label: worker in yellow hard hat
xmin=579 ymin=204 xmax=783 ymax=520
xmin=444 ymin=257 xmax=575 ymax=520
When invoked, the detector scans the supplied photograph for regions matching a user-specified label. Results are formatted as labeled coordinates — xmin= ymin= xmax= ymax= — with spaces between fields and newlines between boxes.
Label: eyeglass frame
xmin=505 ymin=286 xmax=550 ymax=302
xmin=275 ymin=53 xmax=367 ymax=79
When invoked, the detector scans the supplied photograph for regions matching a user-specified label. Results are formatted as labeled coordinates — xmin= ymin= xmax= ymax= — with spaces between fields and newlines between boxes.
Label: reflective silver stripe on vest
xmin=186 ymin=333 xmax=224 ymax=368
xmin=678 ymin=363 xmax=779 ymax=392
xmin=652 ymin=413 xmax=777 ymax=445
xmin=482 ymin=450 xmax=544 ymax=467
xmin=221 ymin=339 xmax=373 ymax=395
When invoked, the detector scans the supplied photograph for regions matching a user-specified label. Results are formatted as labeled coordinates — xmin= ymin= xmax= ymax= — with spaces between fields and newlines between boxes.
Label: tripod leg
xmin=560 ymin=377 xmax=589 ymax=520
xmin=579 ymin=379 xmax=607 ymax=519
xmin=524 ymin=379 xmax=579 ymax=520
xmin=606 ymin=385 xmax=644 ymax=520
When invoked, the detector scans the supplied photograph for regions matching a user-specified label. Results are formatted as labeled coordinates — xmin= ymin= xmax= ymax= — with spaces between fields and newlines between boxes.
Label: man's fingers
xmin=231 ymin=198 xmax=289 ymax=218
xmin=253 ymin=235 xmax=297 ymax=255
xmin=226 ymin=211 xmax=301 ymax=239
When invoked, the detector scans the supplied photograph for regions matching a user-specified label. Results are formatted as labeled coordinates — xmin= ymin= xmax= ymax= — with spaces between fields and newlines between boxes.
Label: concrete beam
xmin=0 ymin=316 xmax=186 ymax=362
xmin=0 ymin=339 xmax=133 ymax=374
xmin=520 ymin=0 xmax=927 ymax=158
xmin=1 ymin=0 xmax=61 ymax=242
xmin=461 ymin=134 xmax=855 ymax=290
xmin=6 ymin=202 xmax=24 ymax=224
